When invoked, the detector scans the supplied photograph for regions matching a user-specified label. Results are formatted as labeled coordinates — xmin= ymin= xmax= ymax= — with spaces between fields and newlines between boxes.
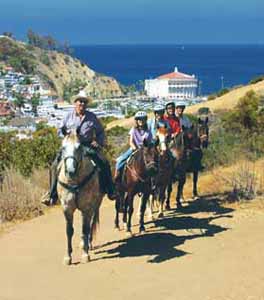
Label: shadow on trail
xmin=94 ymin=195 xmax=233 ymax=263
xmin=174 ymin=193 xmax=234 ymax=216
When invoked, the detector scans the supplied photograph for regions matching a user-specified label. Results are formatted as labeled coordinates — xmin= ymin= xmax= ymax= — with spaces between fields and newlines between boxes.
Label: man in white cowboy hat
xmin=42 ymin=90 xmax=116 ymax=205
xmin=175 ymin=101 xmax=192 ymax=129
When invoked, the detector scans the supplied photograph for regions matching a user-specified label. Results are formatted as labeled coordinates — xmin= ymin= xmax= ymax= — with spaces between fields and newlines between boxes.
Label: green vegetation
xmin=0 ymin=37 xmax=36 ymax=73
xmin=0 ymin=127 xmax=60 ymax=177
xmin=198 ymin=107 xmax=210 ymax=115
xmin=39 ymin=52 xmax=51 ymax=66
xmin=249 ymin=75 xmax=264 ymax=85
xmin=203 ymin=90 xmax=264 ymax=169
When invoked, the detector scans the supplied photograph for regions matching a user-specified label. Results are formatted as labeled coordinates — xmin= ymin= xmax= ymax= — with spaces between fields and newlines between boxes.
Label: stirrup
xmin=41 ymin=191 xmax=51 ymax=206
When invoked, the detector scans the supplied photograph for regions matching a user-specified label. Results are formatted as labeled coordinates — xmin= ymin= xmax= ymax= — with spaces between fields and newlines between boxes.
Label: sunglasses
xmin=77 ymin=99 xmax=87 ymax=104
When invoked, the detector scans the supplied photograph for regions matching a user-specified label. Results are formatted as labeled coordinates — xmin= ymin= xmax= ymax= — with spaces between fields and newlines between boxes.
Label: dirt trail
xmin=1 ymin=195 xmax=264 ymax=300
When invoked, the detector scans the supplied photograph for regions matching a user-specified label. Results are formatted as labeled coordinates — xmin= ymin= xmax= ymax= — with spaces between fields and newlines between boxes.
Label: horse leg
xmin=193 ymin=170 xmax=199 ymax=199
xmin=165 ymin=182 xmax=172 ymax=210
xmin=126 ymin=194 xmax=134 ymax=235
xmin=158 ymin=187 xmax=166 ymax=218
xmin=63 ymin=210 xmax=74 ymax=265
xmin=115 ymin=197 xmax=120 ymax=230
xmin=80 ymin=211 xmax=91 ymax=263
xmin=123 ymin=194 xmax=129 ymax=231
xmin=176 ymin=174 xmax=186 ymax=209
xmin=139 ymin=193 xmax=149 ymax=233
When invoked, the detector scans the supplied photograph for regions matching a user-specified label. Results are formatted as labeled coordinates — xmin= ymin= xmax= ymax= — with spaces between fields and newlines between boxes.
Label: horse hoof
xmin=165 ymin=205 xmax=171 ymax=211
xmin=125 ymin=231 xmax=133 ymax=237
xmin=139 ymin=227 xmax=146 ymax=234
xmin=63 ymin=256 xmax=72 ymax=266
xmin=81 ymin=254 xmax=90 ymax=264
xmin=193 ymin=195 xmax=200 ymax=200
xmin=177 ymin=204 xmax=183 ymax=210
xmin=114 ymin=225 xmax=121 ymax=231
xmin=158 ymin=212 xmax=164 ymax=218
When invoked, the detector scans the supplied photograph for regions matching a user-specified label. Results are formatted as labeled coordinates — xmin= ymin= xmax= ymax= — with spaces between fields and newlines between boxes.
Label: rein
xmin=126 ymin=163 xmax=146 ymax=183
xmin=58 ymin=156 xmax=97 ymax=194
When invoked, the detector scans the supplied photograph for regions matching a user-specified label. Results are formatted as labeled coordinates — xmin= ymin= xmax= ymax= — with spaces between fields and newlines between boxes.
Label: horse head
xmin=141 ymin=139 xmax=159 ymax=176
xmin=197 ymin=117 xmax=209 ymax=148
xmin=61 ymin=129 xmax=83 ymax=179
xmin=169 ymin=131 xmax=185 ymax=161
xmin=155 ymin=122 xmax=170 ymax=155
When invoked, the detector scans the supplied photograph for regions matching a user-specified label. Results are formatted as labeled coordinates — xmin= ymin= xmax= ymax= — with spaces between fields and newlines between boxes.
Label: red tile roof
xmin=157 ymin=71 xmax=194 ymax=80
xmin=0 ymin=102 xmax=14 ymax=117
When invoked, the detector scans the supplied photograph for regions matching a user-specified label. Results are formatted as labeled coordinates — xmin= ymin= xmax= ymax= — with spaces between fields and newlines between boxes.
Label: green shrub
xmin=40 ymin=53 xmax=51 ymax=66
xmin=249 ymin=75 xmax=264 ymax=84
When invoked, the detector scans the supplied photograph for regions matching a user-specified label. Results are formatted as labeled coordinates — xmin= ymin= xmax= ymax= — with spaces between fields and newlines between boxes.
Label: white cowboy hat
xmin=73 ymin=90 xmax=91 ymax=103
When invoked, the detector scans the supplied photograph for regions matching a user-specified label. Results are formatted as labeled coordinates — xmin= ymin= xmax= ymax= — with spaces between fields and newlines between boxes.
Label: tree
xmin=13 ymin=92 xmax=25 ymax=113
xmin=30 ymin=94 xmax=40 ymax=115
xmin=2 ymin=32 xmax=13 ymax=38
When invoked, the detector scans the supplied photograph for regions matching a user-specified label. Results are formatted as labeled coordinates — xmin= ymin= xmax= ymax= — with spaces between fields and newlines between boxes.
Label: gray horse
xmin=57 ymin=131 xmax=104 ymax=265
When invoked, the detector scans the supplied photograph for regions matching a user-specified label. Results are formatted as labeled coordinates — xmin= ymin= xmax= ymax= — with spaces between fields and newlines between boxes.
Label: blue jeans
xmin=116 ymin=148 xmax=133 ymax=170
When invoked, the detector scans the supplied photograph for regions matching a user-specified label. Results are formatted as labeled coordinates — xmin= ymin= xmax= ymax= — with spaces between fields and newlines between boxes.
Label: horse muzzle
xmin=146 ymin=162 xmax=158 ymax=176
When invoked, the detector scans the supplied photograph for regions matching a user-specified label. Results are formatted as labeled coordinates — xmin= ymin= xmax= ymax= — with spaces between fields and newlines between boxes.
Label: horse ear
xmin=205 ymin=117 xmax=209 ymax=124
xmin=182 ymin=125 xmax=185 ymax=131
xmin=76 ymin=126 xmax=81 ymax=137
xmin=198 ymin=117 xmax=202 ymax=124
xmin=154 ymin=137 xmax=159 ymax=147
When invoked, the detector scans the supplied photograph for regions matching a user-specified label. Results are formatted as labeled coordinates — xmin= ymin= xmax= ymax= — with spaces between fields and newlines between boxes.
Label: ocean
xmin=73 ymin=44 xmax=264 ymax=95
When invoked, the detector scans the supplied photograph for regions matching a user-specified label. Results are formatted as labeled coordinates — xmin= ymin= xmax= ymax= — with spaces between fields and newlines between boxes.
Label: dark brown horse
xmin=165 ymin=117 xmax=209 ymax=209
xmin=115 ymin=140 xmax=158 ymax=235
xmin=186 ymin=117 xmax=209 ymax=198
xmin=166 ymin=131 xmax=188 ymax=209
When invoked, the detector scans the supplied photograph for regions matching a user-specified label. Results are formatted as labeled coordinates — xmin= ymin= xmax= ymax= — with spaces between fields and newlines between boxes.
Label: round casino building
xmin=145 ymin=67 xmax=198 ymax=100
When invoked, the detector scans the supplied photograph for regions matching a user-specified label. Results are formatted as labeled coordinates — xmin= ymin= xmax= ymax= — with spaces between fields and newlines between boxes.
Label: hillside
xmin=106 ymin=79 xmax=264 ymax=130
xmin=0 ymin=36 xmax=122 ymax=99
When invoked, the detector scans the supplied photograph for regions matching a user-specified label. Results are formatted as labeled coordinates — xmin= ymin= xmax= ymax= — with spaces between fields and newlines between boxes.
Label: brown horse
xmin=165 ymin=117 xmax=209 ymax=208
xmin=151 ymin=125 xmax=174 ymax=218
xmin=166 ymin=131 xmax=188 ymax=209
xmin=190 ymin=117 xmax=209 ymax=198
xmin=115 ymin=140 xmax=158 ymax=235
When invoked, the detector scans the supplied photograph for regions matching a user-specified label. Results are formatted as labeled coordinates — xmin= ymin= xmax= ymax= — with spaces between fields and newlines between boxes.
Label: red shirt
xmin=164 ymin=115 xmax=181 ymax=134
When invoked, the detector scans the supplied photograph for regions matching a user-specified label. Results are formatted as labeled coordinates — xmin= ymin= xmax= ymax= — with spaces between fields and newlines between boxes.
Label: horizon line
xmin=72 ymin=42 xmax=264 ymax=47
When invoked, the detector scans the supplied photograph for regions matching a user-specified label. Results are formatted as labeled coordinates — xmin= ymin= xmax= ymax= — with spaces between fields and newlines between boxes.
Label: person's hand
xmin=91 ymin=141 xmax=99 ymax=148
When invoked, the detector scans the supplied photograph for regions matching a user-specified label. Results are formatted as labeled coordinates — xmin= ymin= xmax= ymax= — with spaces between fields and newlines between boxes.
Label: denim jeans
xmin=116 ymin=148 xmax=133 ymax=170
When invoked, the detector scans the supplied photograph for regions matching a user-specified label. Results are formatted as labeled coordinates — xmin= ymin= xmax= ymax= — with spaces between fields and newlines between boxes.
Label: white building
xmin=145 ymin=67 xmax=198 ymax=100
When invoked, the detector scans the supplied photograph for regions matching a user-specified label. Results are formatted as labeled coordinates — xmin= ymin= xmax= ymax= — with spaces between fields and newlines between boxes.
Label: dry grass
xmin=0 ymin=168 xmax=49 ymax=223
xmin=182 ymin=159 xmax=264 ymax=202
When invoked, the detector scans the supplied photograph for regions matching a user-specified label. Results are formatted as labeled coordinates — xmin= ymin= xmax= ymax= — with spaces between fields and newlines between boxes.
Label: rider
xmin=42 ymin=90 xmax=116 ymax=205
xmin=175 ymin=101 xmax=192 ymax=129
xmin=114 ymin=111 xmax=152 ymax=182
xmin=148 ymin=104 xmax=170 ymax=139
xmin=164 ymin=101 xmax=181 ymax=136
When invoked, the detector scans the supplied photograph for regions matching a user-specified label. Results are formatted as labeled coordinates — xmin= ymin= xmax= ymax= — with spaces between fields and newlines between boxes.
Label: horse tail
xmin=91 ymin=208 xmax=100 ymax=242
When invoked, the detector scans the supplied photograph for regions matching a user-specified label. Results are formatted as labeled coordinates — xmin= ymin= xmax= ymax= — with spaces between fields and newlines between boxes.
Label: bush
xmin=40 ymin=53 xmax=51 ymax=66
xmin=198 ymin=107 xmax=210 ymax=115
xmin=207 ymin=94 xmax=217 ymax=100
xmin=249 ymin=75 xmax=264 ymax=85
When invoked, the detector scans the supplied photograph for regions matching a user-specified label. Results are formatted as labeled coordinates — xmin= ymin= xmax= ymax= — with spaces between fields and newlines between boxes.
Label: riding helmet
xmin=134 ymin=111 xmax=147 ymax=120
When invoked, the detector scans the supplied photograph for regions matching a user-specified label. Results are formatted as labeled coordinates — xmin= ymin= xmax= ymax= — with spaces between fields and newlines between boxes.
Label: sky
xmin=0 ymin=0 xmax=263 ymax=44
